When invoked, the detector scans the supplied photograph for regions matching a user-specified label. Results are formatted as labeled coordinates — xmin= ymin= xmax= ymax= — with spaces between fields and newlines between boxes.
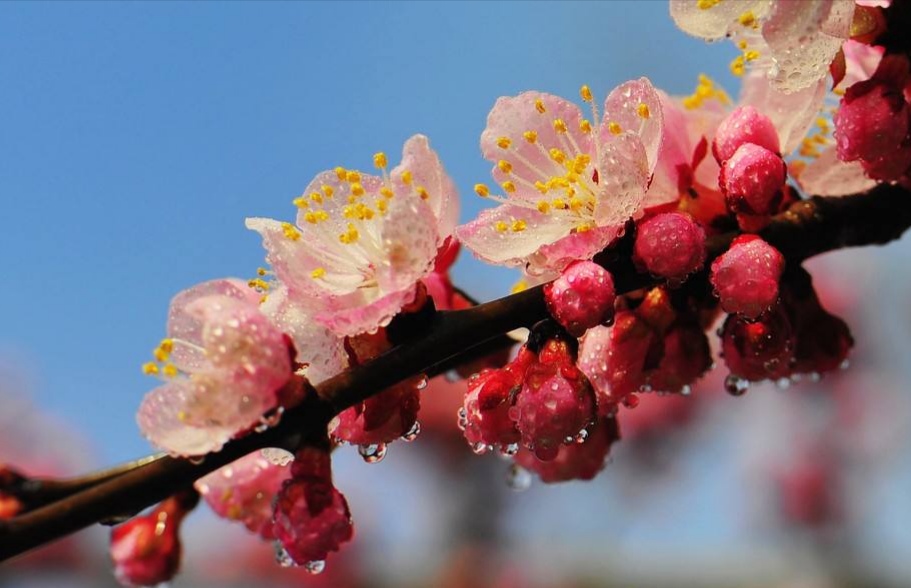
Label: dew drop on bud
xmin=501 ymin=443 xmax=519 ymax=456
xmin=358 ymin=443 xmax=387 ymax=463
xmin=260 ymin=406 xmax=285 ymax=428
xmin=416 ymin=375 xmax=429 ymax=391
xmin=254 ymin=422 xmax=269 ymax=433
xmin=188 ymin=456 xmax=205 ymax=466
xmin=472 ymin=442 xmax=490 ymax=455
xmin=724 ymin=374 xmax=750 ymax=396
xmin=575 ymin=428 xmax=589 ymax=444
xmin=444 ymin=370 xmax=461 ymax=382
xmin=775 ymin=377 xmax=791 ymax=390
xmin=401 ymin=421 xmax=421 ymax=442
xmin=305 ymin=560 xmax=326 ymax=575
xmin=839 ymin=359 xmax=851 ymax=371
xmin=506 ymin=463 xmax=532 ymax=492
xmin=261 ymin=447 xmax=294 ymax=466
xmin=680 ymin=385 xmax=692 ymax=396
xmin=274 ymin=542 xmax=296 ymax=568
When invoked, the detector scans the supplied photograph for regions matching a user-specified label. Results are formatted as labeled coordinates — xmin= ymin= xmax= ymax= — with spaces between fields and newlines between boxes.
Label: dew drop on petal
xmin=415 ymin=375 xmax=429 ymax=390
xmin=305 ymin=560 xmax=326 ymax=575
xmin=401 ymin=421 xmax=421 ymax=442
xmin=506 ymin=463 xmax=532 ymax=492
xmin=274 ymin=542 xmax=296 ymax=568
xmin=358 ymin=443 xmax=387 ymax=463
xmin=724 ymin=374 xmax=750 ymax=397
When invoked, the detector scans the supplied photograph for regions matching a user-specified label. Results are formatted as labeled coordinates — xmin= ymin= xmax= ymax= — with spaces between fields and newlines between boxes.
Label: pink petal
xmin=796 ymin=146 xmax=877 ymax=196
xmin=600 ymin=78 xmax=664 ymax=177
xmin=167 ymin=279 xmax=260 ymax=373
xmin=261 ymin=286 xmax=349 ymax=385
xmin=481 ymin=92 xmax=593 ymax=193
xmin=739 ymin=70 xmax=827 ymax=155
xmin=593 ymin=135 xmax=649 ymax=227
xmin=374 ymin=196 xmax=440 ymax=295
xmin=762 ymin=0 xmax=854 ymax=93
xmin=137 ymin=380 xmax=236 ymax=456
xmin=535 ymin=226 xmax=621 ymax=274
xmin=646 ymin=92 xmax=694 ymax=206
xmin=838 ymin=40 xmax=885 ymax=91
xmin=391 ymin=134 xmax=459 ymax=242
xmin=669 ymin=0 xmax=772 ymax=41
xmin=315 ymin=284 xmax=418 ymax=337
xmin=457 ymin=204 xmax=576 ymax=268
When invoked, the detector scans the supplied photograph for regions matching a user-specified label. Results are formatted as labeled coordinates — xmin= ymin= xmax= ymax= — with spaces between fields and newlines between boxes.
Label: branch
xmin=2 ymin=185 xmax=910 ymax=562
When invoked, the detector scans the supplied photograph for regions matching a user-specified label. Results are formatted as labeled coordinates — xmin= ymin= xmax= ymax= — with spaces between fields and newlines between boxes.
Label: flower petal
xmin=315 ymin=285 xmax=418 ymax=337
xmin=593 ymin=135 xmax=649 ymax=227
xmin=391 ymin=134 xmax=459 ymax=242
xmin=796 ymin=146 xmax=877 ymax=196
xmin=457 ymin=203 xmax=577 ymax=268
xmin=534 ymin=226 xmax=621 ymax=273
xmin=669 ymin=0 xmax=772 ymax=41
xmin=137 ymin=380 xmax=236 ymax=456
xmin=481 ymin=92 xmax=593 ymax=193
xmin=739 ymin=70 xmax=827 ymax=155
xmin=762 ymin=0 xmax=854 ymax=93
xmin=374 ymin=195 xmax=440 ymax=294
xmin=600 ymin=78 xmax=664 ymax=176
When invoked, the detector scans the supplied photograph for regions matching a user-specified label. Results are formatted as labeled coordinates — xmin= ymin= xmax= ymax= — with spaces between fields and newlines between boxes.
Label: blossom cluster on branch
xmin=3 ymin=0 xmax=911 ymax=584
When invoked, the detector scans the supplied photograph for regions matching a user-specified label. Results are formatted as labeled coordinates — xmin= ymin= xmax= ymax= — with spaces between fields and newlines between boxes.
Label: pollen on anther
xmin=321 ymin=185 xmax=334 ymax=198
xmin=334 ymin=167 xmax=347 ymax=180
xmin=162 ymin=364 xmax=178 ymax=378
xmin=553 ymin=119 xmax=568 ymax=134
xmin=142 ymin=362 xmax=159 ymax=376
xmin=351 ymin=183 xmax=365 ymax=197
xmin=608 ymin=122 xmax=622 ymax=135
xmin=511 ymin=219 xmax=527 ymax=232
xmin=580 ymin=85 xmax=593 ymax=102
xmin=550 ymin=148 xmax=566 ymax=164
xmin=380 ymin=186 xmax=394 ymax=198
xmin=636 ymin=103 xmax=650 ymax=119
xmin=498 ymin=160 xmax=513 ymax=174
xmin=311 ymin=267 xmax=326 ymax=279
xmin=401 ymin=170 xmax=413 ymax=185
xmin=494 ymin=221 xmax=508 ymax=233
xmin=537 ymin=200 xmax=550 ymax=213
xmin=346 ymin=170 xmax=361 ymax=183
xmin=373 ymin=152 xmax=388 ymax=169
xmin=474 ymin=183 xmax=490 ymax=198
xmin=496 ymin=136 xmax=512 ymax=149
xmin=535 ymin=99 xmax=546 ymax=114
xmin=417 ymin=186 xmax=430 ymax=200
xmin=502 ymin=181 xmax=516 ymax=193
xmin=738 ymin=11 xmax=756 ymax=26
xmin=579 ymin=119 xmax=592 ymax=134
xmin=281 ymin=222 xmax=302 ymax=241
xmin=523 ymin=130 xmax=538 ymax=143
xmin=292 ymin=196 xmax=309 ymax=209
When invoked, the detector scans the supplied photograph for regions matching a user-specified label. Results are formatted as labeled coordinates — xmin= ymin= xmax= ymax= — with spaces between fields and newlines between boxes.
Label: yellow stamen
xmin=162 ymin=364 xmax=178 ymax=378
xmin=636 ymin=103 xmax=650 ymax=119
xmin=350 ymin=183 xmax=365 ymax=197
xmin=537 ymin=200 xmax=550 ymax=213
xmin=608 ymin=122 xmax=622 ymax=135
xmin=496 ymin=136 xmax=512 ymax=149
xmin=523 ymin=130 xmax=538 ymax=143
xmin=494 ymin=221 xmax=508 ymax=233
xmin=373 ymin=152 xmax=387 ymax=169
xmin=730 ymin=55 xmax=745 ymax=77
xmin=553 ymin=118 xmax=568 ymax=134
xmin=549 ymin=148 xmax=566 ymax=164
xmin=474 ymin=183 xmax=490 ymax=198
xmin=417 ymin=186 xmax=430 ymax=200
xmin=502 ymin=181 xmax=516 ymax=193
xmin=334 ymin=166 xmax=347 ymax=180
xmin=534 ymin=181 xmax=547 ymax=194
xmin=511 ymin=279 xmax=528 ymax=294
xmin=142 ymin=362 xmax=159 ymax=375
xmin=292 ymin=196 xmax=309 ymax=209
xmin=311 ymin=267 xmax=326 ymax=279
xmin=281 ymin=222 xmax=302 ymax=240
xmin=321 ymin=185 xmax=334 ymax=198
xmin=580 ymin=85 xmax=593 ymax=102
xmin=401 ymin=170 xmax=413 ymax=184
xmin=535 ymin=98 xmax=546 ymax=114
xmin=310 ymin=192 xmax=323 ymax=204
xmin=738 ymin=10 xmax=755 ymax=26
xmin=697 ymin=0 xmax=722 ymax=8
xmin=579 ymin=119 xmax=592 ymax=134
xmin=497 ymin=160 xmax=513 ymax=174
xmin=257 ymin=267 xmax=267 ymax=276
xmin=346 ymin=170 xmax=360 ymax=183
xmin=380 ymin=186 xmax=394 ymax=198
xmin=511 ymin=219 xmax=527 ymax=232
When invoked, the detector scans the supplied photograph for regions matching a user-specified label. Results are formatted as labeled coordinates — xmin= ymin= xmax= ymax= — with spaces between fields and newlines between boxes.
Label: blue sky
xmin=0 ymin=1 xmax=736 ymax=462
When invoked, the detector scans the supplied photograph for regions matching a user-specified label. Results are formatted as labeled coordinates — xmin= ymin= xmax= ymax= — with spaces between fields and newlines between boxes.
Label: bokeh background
xmin=2 ymin=1 xmax=911 ymax=586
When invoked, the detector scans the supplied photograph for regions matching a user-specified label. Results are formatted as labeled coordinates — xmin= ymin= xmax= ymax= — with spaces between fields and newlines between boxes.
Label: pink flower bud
xmin=713 ymin=105 xmax=780 ymax=164
xmin=720 ymin=143 xmax=786 ymax=219
xmin=513 ymin=340 xmax=596 ymax=461
xmin=272 ymin=449 xmax=353 ymax=566
xmin=544 ymin=261 xmax=616 ymax=337
xmin=110 ymin=495 xmax=194 ymax=587
xmin=633 ymin=212 xmax=706 ymax=281
xmin=514 ymin=417 xmax=619 ymax=483
xmin=721 ymin=307 xmax=795 ymax=382
xmin=835 ymin=82 xmax=909 ymax=163
xmin=710 ymin=235 xmax=785 ymax=319
xmin=461 ymin=368 xmax=523 ymax=449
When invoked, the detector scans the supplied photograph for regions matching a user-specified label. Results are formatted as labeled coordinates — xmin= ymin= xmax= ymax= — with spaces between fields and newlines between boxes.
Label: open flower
xmin=670 ymin=0 xmax=856 ymax=94
xmin=247 ymin=134 xmax=458 ymax=337
xmin=137 ymin=279 xmax=293 ymax=457
xmin=458 ymin=78 xmax=664 ymax=275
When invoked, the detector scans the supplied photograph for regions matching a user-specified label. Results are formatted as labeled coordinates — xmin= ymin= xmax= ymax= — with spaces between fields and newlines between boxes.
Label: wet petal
xmin=740 ymin=70 xmax=827 ymax=154
xmin=796 ymin=146 xmax=876 ymax=196
xmin=391 ymin=134 xmax=459 ymax=241
xmin=593 ymin=135 xmax=649 ymax=227
xmin=600 ymin=78 xmax=664 ymax=176
xmin=670 ymin=0 xmax=772 ymax=41
xmin=137 ymin=380 xmax=236 ymax=457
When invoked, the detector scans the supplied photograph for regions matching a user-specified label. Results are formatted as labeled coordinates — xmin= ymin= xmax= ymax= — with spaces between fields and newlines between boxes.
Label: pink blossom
xmin=136 ymin=279 xmax=292 ymax=457
xmin=457 ymin=79 xmax=664 ymax=275
xmin=195 ymin=453 xmax=292 ymax=539
xmin=247 ymin=135 xmax=457 ymax=338
xmin=670 ymin=0 xmax=855 ymax=94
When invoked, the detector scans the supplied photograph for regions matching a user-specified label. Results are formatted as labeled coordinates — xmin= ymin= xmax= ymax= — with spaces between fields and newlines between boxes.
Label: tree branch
xmin=2 ymin=185 xmax=910 ymax=562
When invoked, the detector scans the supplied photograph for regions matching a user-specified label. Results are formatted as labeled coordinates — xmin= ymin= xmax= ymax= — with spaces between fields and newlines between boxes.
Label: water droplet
xmin=809 ymin=372 xmax=822 ymax=382
xmin=305 ymin=560 xmax=326 ymax=575
xmin=261 ymin=448 xmax=294 ymax=466
xmin=472 ymin=442 xmax=490 ymax=455
xmin=188 ymin=456 xmax=205 ymax=466
xmin=274 ymin=542 xmax=296 ymax=568
xmin=401 ymin=421 xmax=421 ymax=442
xmin=775 ymin=377 xmax=791 ymax=390
xmin=444 ymin=370 xmax=461 ymax=382
xmin=260 ymin=406 xmax=285 ymax=428
xmin=680 ymin=385 xmax=692 ymax=396
xmin=506 ymin=464 xmax=532 ymax=492
xmin=575 ymin=428 xmax=589 ymax=444
xmin=839 ymin=359 xmax=850 ymax=371
xmin=358 ymin=443 xmax=387 ymax=463
xmin=501 ymin=443 xmax=519 ymax=456
xmin=416 ymin=375 xmax=429 ymax=390
xmin=724 ymin=374 xmax=749 ymax=396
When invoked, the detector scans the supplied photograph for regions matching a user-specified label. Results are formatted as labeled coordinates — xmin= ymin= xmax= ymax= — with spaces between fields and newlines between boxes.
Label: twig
xmin=1 ymin=185 xmax=910 ymax=561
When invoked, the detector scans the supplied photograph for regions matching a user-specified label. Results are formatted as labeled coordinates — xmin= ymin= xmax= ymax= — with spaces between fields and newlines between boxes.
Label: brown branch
xmin=1 ymin=184 xmax=910 ymax=562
